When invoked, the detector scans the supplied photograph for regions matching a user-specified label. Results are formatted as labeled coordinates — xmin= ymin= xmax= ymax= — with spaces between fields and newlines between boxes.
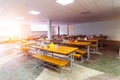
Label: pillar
xmin=47 ymin=20 xmax=52 ymax=40
xmin=67 ymin=25 xmax=69 ymax=35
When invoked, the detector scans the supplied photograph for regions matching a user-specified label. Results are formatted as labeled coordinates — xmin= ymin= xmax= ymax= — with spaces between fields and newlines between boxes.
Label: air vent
xmin=81 ymin=11 xmax=90 ymax=15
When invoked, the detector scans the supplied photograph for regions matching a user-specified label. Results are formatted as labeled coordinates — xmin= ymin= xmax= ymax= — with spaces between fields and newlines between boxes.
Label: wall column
xmin=47 ymin=20 xmax=52 ymax=40
xmin=67 ymin=25 xmax=69 ymax=35
xmin=58 ymin=26 xmax=60 ymax=35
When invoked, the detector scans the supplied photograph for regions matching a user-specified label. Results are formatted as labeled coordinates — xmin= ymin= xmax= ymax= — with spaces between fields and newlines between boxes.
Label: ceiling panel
xmin=0 ymin=0 xmax=120 ymax=24
xmin=93 ymin=0 xmax=114 ymax=17
xmin=113 ymin=0 xmax=120 ymax=16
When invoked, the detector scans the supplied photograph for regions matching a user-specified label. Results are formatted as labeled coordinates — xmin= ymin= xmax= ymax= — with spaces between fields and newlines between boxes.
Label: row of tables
xmin=61 ymin=39 xmax=99 ymax=59
xmin=61 ymin=41 xmax=91 ymax=59
xmin=24 ymin=39 xmax=99 ymax=59
xmin=20 ymin=39 xmax=99 ymax=73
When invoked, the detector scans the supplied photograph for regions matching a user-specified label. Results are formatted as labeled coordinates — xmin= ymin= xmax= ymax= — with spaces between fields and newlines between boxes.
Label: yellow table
xmin=78 ymin=39 xmax=98 ymax=42
xmin=32 ymin=45 xmax=78 ymax=72
xmin=61 ymin=41 xmax=90 ymax=46
xmin=39 ymin=39 xmax=51 ymax=43
xmin=40 ymin=46 xmax=77 ymax=55
xmin=78 ymin=39 xmax=99 ymax=51
xmin=61 ymin=41 xmax=91 ymax=59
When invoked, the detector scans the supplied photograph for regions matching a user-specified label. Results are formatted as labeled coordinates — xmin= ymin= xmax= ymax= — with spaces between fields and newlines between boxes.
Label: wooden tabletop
xmin=78 ymin=39 xmax=98 ymax=42
xmin=20 ymin=41 xmax=36 ymax=46
xmin=39 ymin=39 xmax=51 ymax=43
xmin=32 ymin=45 xmax=78 ymax=55
xmin=61 ymin=41 xmax=91 ymax=46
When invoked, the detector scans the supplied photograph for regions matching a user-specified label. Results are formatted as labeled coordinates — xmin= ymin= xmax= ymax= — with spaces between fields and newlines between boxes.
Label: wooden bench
xmin=90 ymin=44 xmax=98 ymax=53
xmin=75 ymin=49 xmax=86 ymax=62
xmin=74 ymin=54 xmax=81 ymax=58
xmin=76 ymin=49 xmax=86 ymax=55
xmin=32 ymin=54 xmax=69 ymax=67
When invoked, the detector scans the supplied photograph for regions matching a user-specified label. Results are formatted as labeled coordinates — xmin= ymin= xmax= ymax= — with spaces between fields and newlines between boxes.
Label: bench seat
xmin=32 ymin=54 xmax=68 ymax=67
xmin=74 ymin=54 xmax=81 ymax=58
xmin=76 ymin=49 xmax=86 ymax=55
xmin=75 ymin=49 xmax=86 ymax=62
xmin=90 ymin=44 xmax=98 ymax=53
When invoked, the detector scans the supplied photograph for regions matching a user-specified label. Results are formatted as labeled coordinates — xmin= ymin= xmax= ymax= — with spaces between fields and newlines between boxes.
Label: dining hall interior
xmin=0 ymin=0 xmax=120 ymax=80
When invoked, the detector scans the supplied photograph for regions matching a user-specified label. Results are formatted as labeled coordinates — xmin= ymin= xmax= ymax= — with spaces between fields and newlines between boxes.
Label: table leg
xmin=96 ymin=42 xmax=99 ymax=52
xmin=87 ymin=45 xmax=90 ymax=59
xmin=119 ymin=47 xmax=120 ymax=56
xmin=70 ymin=52 xmax=75 ymax=73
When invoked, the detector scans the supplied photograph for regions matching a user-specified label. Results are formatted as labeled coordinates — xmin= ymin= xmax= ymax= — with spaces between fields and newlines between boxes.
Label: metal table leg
xmin=87 ymin=45 xmax=90 ymax=59
xmin=70 ymin=52 xmax=75 ymax=73
xmin=117 ymin=47 xmax=120 ymax=59
xmin=96 ymin=42 xmax=99 ymax=52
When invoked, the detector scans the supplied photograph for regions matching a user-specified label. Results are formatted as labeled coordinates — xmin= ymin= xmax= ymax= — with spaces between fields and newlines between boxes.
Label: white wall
xmin=70 ymin=20 xmax=120 ymax=41
xmin=59 ymin=25 xmax=67 ymax=35
xmin=69 ymin=25 xmax=74 ymax=35
xmin=53 ymin=26 xmax=58 ymax=35
xmin=31 ymin=24 xmax=48 ymax=31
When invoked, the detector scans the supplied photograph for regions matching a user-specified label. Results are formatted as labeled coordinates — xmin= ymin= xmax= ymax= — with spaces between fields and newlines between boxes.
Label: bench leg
xmin=87 ymin=46 xmax=90 ymax=60
xmin=51 ymin=53 xmax=54 ymax=57
xmin=80 ymin=55 xmax=84 ymax=62
xmin=93 ymin=48 xmax=96 ymax=54
xmin=59 ymin=67 xmax=69 ymax=80
xmin=119 ymin=47 xmax=120 ymax=56
xmin=34 ymin=59 xmax=44 ymax=68
xmin=60 ymin=67 xmax=63 ymax=74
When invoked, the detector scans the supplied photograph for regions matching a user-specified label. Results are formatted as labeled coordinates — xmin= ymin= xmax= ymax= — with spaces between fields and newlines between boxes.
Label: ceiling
xmin=0 ymin=0 xmax=120 ymax=24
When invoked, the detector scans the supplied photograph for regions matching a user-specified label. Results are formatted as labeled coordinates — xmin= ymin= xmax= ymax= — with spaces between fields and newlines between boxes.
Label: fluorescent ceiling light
xmin=29 ymin=11 xmax=40 ymax=15
xmin=16 ymin=17 xmax=24 ymax=20
xmin=56 ymin=0 xmax=74 ymax=5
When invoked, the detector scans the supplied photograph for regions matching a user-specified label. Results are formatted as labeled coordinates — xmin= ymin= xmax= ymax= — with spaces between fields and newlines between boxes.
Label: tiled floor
xmin=0 ymin=43 xmax=120 ymax=80
xmin=0 ymin=43 xmax=18 ymax=66
xmin=80 ymin=47 xmax=120 ymax=76
xmin=35 ymin=65 xmax=104 ymax=80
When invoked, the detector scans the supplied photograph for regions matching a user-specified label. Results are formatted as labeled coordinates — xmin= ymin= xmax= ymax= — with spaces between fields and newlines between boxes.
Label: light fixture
xmin=29 ymin=11 xmax=40 ymax=15
xmin=56 ymin=0 xmax=74 ymax=5
xmin=16 ymin=17 xmax=24 ymax=20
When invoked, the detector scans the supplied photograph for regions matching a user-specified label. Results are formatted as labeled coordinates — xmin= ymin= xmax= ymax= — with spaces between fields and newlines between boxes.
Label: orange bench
xmin=32 ymin=54 xmax=68 ymax=67
xmin=75 ymin=49 xmax=86 ymax=62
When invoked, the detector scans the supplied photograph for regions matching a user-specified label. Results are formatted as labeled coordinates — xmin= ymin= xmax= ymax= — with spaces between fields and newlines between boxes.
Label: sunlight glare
xmin=0 ymin=20 xmax=20 ymax=39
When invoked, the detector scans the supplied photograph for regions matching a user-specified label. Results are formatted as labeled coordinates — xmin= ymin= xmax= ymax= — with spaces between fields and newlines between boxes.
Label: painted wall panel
xmin=60 ymin=25 xmax=67 ymax=35
xmin=71 ymin=20 xmax=120 ymax=41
